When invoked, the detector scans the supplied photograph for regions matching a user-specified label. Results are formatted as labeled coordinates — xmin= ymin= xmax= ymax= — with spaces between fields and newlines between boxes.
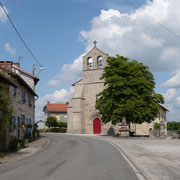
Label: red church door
xmin=93 ymin=118 xmax=101 ymax=134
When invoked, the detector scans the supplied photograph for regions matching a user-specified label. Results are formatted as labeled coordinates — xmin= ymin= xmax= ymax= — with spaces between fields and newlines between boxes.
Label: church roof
xmin=72 ymin=79 xmax=82 ymax=86
xmin=43 ymin=103 xmax=68 ymax=112
xmin=83 ymin=40 xmax=108 ymax=58
xmin=159 ymin=104 xmax=169 ymax=112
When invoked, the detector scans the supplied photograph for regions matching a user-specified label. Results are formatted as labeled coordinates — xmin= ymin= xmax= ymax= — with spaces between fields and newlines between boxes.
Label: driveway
xmin=0 ymin=133 xmax=139 ymax=180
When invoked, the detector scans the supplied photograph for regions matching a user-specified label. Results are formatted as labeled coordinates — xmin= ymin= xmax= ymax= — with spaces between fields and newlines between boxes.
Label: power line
xmin=0 ymin=2 xmax=43 ymax=67
xmin=126 ymin=0 xmax=180 ymax=40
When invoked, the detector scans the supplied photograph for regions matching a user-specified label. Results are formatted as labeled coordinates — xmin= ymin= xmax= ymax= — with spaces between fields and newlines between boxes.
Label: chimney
xmin=13 ymin=62 xmax=20 ymax=67
xmin=0 ymin=61 xmax=13 ymax=71
xmin=0 ymin=61 xmax=20 ymax=70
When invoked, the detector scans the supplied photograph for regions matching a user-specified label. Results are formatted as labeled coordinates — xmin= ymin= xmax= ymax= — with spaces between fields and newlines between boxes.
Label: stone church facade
xmin=67 ymin=41 xmax=119 ymax=134
xmin=67 ymin=41 xmax=168 ymax=135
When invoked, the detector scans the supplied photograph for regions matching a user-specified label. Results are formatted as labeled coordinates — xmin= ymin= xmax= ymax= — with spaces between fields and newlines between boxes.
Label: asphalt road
xmin=0 ymin=133 xmax=139 ymax=180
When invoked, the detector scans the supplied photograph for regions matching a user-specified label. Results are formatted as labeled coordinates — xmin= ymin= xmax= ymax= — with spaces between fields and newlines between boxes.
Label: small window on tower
xmin=87 ymin=57 xmax=93 ymax=69
xmin=97 ymin=56 xmax=103 ymax=68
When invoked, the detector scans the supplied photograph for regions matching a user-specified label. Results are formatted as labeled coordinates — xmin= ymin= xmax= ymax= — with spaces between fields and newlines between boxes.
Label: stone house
xmin=43 ymin=102 xmax=68 ymax=123
xmin=0 ymin=61 xmax=39 ymax=138
xmin=67 ymin=41 xmax=168 ymax=136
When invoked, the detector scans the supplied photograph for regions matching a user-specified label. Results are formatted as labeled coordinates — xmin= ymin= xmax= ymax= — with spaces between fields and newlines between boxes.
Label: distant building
xmin=0 ymin=61 xmax=39 ymax=138
xmin=43 ymin=102 xmax=68 ymax=123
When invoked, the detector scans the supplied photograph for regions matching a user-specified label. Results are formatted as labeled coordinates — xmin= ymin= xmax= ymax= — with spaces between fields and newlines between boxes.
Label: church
xmin=67 ymin=41 xmax=119 ymax=134
xmin=67 ymin=41 xmax=168 ymax=135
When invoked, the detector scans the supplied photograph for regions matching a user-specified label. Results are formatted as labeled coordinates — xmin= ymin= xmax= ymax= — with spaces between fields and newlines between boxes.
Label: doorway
xmin=93 ymin=118 xmax=101 ymax=134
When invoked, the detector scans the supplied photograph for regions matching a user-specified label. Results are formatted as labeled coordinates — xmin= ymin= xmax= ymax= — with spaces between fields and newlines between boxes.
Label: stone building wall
xmin=67 ymin=42 xmax=119 ymax=134
xmin=10 ymin=84 xmax=35 ymax=138
xmin=131 ymin=107 xmax=167 ymax=136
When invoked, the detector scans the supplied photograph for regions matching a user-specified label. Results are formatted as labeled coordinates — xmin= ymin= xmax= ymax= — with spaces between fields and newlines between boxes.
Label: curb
xmin=108 ymin=141 xmax=151 ymax=180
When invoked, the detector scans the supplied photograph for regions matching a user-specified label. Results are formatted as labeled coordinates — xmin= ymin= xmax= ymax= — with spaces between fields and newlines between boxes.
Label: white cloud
xmin=176 ymin=97 xmax=180 ymax=103
xmin=44 ymin=88 xmax=73 ymax=102
xmin=0 ymin=6 xmax=8 ymax=23
xmin=48 ymin=79 xmax=60 ymax=86
xmin=35 ymin=87 xmax=74 ymax=121
xmin=163 ymin=88 xmax=177 ymax=102
xmin=80 ymin=0 xmax=180 ymax=73
xmin=161 ymin=71 xmax=180 ymax=88
xmin=163 ymin=88 xmax=180 ymax=121
xmin=48 ymin=54 xmax=84 ymax=87
xmin=4 ymin=42 xmax=16 ymax=55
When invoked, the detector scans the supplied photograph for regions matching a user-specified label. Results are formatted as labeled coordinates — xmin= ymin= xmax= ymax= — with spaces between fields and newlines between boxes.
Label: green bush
xmin=57 ymin=122 xmax=67 ymax=128
xmin=8 ymin=137 xmax=18 ymax=152
xmin=17 ymin=138 xmax=25 ymax=148
xmin=50 ymin=128 xmax=67 ymax=133
xmin=154 ymin=123 xmax=160 ymax=130
xmin=40 ymin=129 xmax=49 ymax=133
xmin=167 ymin=122 xmax=180 ymax=130
xmin=24 ymin=132 xmax=32 ymax=142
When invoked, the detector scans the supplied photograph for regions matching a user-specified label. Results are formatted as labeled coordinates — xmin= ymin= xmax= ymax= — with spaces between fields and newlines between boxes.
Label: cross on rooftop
xmin=93 ymin=40 xmax=97 ymax=47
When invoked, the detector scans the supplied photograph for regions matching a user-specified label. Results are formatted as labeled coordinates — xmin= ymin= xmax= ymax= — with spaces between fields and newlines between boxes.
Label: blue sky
xmin=0 ymin=0 xmax=180 ymax=122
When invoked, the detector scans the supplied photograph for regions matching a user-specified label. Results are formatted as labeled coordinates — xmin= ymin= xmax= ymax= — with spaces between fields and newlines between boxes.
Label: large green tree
xmin=96 ymin=55 xmax=164 ymax=125
xmin=45 ymin=116 xmax=57 ymax=130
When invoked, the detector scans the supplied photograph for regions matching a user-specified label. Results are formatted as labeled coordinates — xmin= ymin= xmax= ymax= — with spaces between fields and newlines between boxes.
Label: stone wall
xmin=167 ymin=130 xmax=180 ymax=139
xmin=10 ymin=84 xmax=35 ymax=137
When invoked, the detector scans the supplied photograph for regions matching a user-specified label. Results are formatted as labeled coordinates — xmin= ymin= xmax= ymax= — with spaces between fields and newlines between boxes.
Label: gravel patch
xmin=102 ymin=137 xmax=180 ymax=180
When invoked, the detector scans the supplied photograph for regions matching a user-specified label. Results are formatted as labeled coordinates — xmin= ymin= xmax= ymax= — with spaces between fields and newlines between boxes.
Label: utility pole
xmin=32 ymin=64 xmax=36 ymax=75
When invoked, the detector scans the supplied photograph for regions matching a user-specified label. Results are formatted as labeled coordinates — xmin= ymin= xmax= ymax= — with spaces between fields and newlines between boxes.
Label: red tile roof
xmin=44 ymin=103 xmax=67 ymax=112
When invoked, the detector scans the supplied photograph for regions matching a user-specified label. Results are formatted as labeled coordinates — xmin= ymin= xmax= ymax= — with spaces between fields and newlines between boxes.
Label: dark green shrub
xmin=50 ymin=128 xmax=67 ymax=133
xmin=167 ymin=122 xmax=180 ymax=130
xmin=18 ymin=138 xmax=25 ymax=148
xmin=24 ymin=132 xmax=32 ymax=142
xmin=8 ymin=137 xmax=18 ymax=152
xmin=57 ymin=122 xmax=67 ymax=128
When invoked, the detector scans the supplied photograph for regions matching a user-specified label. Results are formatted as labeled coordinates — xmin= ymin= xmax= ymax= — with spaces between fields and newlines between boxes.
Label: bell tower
xmin=82 ymin=41 xmax=108 ymax=84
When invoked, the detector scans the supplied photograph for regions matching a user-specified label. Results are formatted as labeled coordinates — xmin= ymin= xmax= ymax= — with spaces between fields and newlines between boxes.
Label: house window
xmin=29 ymin=118 xmax=32 ymax=125
xmin=87 ymin=57 xmax=93 ymax=69
xmin=56 ymin=114 xmax=60 ymax=120
xmin=21 ymin=114 xmax=25 ymax=123
xmin=21 ymin=89 xmax=26 ymax=102
xmin=12 ymin=115 xmax=16 ymax=129
xmin=11 ymin=86 xmax=17 ymax=96
xmin=97 ymin=56 xmax=103 ymax=68
xmin=28 ymin=96 xmax=32 ymax=106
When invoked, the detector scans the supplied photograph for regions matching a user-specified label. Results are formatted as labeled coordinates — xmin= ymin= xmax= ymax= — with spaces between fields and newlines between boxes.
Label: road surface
xmin=0 ymin=133 xmax=139 ymax=180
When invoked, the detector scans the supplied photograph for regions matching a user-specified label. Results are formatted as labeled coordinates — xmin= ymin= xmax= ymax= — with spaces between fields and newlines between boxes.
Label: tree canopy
xmin=167 ymin=122 xmax=180 ymax=130
xmin=95 ymin=55 xmax=164 ymax=125
xmin=45 ymin=116 xmax=57 ymax=129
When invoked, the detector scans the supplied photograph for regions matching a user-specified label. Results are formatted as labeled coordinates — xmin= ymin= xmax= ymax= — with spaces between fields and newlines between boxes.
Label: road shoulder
xmin=0 ymin=136 xmax=50 ymax=166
